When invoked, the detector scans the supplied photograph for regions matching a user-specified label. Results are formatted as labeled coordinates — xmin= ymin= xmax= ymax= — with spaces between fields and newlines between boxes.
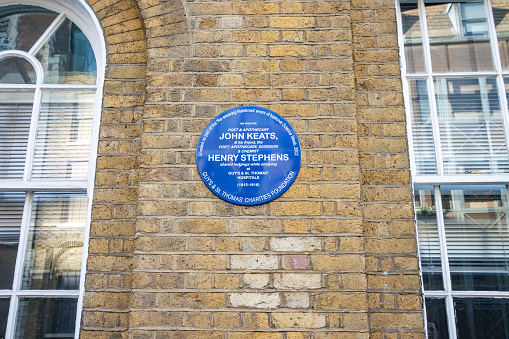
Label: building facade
xmin=1 ymin=0 xmax=507 ymax=338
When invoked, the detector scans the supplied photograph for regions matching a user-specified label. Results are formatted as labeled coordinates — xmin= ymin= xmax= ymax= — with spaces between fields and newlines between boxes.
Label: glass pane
xmin=21 ymin=192 xmax=87 ymax=290
xmin=402 ymin=4 xmax=425 ymax=73
xmin=415 ymin=186 xmax=444 ymax=290
xmin=442 ymin=185 xmax=509 ymax=291
xmin=426 ymin=2 xmax=493 ymax=72
xmin=0 ymin=298 xmax=9 ymax=339
xmin=434 ymin=77 xmax=509 ymax=174
xmin=0 ymin=192 xmax=25 ymax=289
xmin=0 ymin=5 xmax=58 ymax=52
xmin=35 ymin=18 xmax=96 ymax=84
xmin=0 ymin=91 xmax=34 ymax=180
xmin=409 ymin=79 xmax=438 ymax=174
xmin=0 ymin=57 xmax=36 ymax=84
xmin=455 ymin=298 xmax=509 ymax=338
xmin=32 ymin=90 xmax=95 ymax=180
xmin=492 ymin=1 xmax=509 ymax=71
xmin=503 ymin=76 xmax=509 ymax=119
xmin=15 ymin=298 xmax=77 ymax=339
xmin=425 ymin=298 xmax=449 ymax=339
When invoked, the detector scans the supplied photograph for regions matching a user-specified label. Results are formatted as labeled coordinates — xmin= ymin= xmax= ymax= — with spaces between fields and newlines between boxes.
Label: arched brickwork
xmin=81 ymin=0 xmax=148 ymax=338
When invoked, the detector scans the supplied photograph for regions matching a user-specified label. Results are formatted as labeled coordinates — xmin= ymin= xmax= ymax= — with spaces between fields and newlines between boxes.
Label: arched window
xmin=0 ymin=2 xmax=104 ymax=338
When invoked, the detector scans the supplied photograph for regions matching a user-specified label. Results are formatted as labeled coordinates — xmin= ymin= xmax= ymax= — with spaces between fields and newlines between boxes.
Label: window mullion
xmin=478 ymin=78 xmax=498 ymax=171
xmin=433 ymin=185 xmax=457 ymax=338
xmin=23 ymin=88 xmax=42 ymax=182
xmin=418 ymin=0 xmax=445 ymax=175
xmin=485 ymin=0 xmax=503 ymax=74
xmin=6 ymin=192 xmax=33 ymax=339
xmin=5 ymin=294 xmax=18 ymax=339
xmin=28 ymin=13 xmax=66 ymax=57
xmin=418 ymin=0 xmax=432 ymax=75
xmin=11 ymin=192 xmax=33 ymax=294
xmin=485 ymin=0 xmax=509 ymax=175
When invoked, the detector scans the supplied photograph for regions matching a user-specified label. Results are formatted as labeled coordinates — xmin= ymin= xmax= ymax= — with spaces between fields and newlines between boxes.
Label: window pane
xmin=409 ymin=79 xmax=438 ymax=174
xmin=434 ymin=77 xmax=509 ymax=174
xmin=426 ymin=2 xmax=493 ymax=72
xmin=0 ymin=91 xmax=34 ymax=180
xmin=455 ymin=298 xmax=509 ymax=338
xmin=0 ymin=298 xmax=9 ymax=339
xmin=21 ymin=192 xmax=87 ymax=290
xmin=415 ymin=186 xmax=444 ymax=290
xmin=425 ymin=298 xmax=449 ymax=339
xmin=32 ymin=90 xmax=95 ymax=180
xmin=0 ymin=192 xmax=25 ymax=289
xmin=15 ymin=298 xmax=77 ymax=339
xmin=402 ymin=4 xmax=426 ymax=73
xmin=503 ymin=76 xmax=509 ymax=115
xmin=0 ymin=5 xmax=57 ymax=52
xmin=35 ymin=18 xmax=96 ymax=84
xmin=442 ymin=185 xmax=509 ymax=291
xmin=492 ymin=1 xmax=509 ymax=71
xmin=0 ymin=57 xmax=36 ymax=84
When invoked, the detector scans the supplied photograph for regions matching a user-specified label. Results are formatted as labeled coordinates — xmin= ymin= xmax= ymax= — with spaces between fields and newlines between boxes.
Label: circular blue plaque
xmin=196 ymin=106 xmax=301 ymax=205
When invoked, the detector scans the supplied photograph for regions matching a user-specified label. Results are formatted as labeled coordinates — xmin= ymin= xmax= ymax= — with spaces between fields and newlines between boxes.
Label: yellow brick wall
xmin=81 ymin=0 xmax=425 ymax=338
xmin=82 ymin=0 xmax=146 ymax=338
xmin=351 ymin=1 xmax=424 ymax=338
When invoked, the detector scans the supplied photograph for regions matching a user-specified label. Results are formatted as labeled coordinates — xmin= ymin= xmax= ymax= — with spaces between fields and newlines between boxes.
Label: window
xmin=398 ymin=0 xmax=509 ymax=338
xmin=0 ymin=2 xmax=103 ymax=339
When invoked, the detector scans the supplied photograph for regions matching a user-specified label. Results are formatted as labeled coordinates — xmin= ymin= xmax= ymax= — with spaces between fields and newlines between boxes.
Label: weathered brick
xmin=273 ymin=274 xmax=322 ymax=289
xmin=270 ymin=237 xmax=321 ymax=252
xmin=230 ymin=293 xmax=280 ymax=309
xmin=231 ymin=255 xmax=278 ymax=270
xmin=271 ymin=313 xmax=326 ymax=328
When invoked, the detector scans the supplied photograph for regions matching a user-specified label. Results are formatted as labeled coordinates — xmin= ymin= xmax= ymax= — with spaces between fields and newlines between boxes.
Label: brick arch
xmin=81 ymin=0 xmax=147 ymax=338
xmin=137 ymin=0 xmax=192 ymax=59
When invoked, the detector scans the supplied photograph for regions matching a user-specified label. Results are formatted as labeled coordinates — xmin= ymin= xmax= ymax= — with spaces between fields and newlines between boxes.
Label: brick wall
xmin=351 ymin=1 xmax=424 ymax=338
xmin=82 ymin=0 xmax=146 ymax=338
xmin=81 ymin=0 xmax=425 ymax=338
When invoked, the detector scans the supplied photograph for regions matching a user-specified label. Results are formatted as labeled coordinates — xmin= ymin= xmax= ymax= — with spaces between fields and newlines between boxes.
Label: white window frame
xmin=397 ymin=0 xmax=509 ymax=338
xmin=0 ymin=1 xmax=105 ymax=338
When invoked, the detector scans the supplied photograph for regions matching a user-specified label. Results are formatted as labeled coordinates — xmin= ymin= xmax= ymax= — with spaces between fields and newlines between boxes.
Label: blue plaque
xmin=196 ymin=106 xmax=301 ymax=205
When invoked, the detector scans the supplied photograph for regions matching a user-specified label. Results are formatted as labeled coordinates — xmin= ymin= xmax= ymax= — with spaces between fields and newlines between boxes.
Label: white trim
xmin=413 ymin=174 xmax=509 ymax=184
xmin=433 ymin=185 xmax=457 ymax=338
xmin=420 ymin=0 xmax=445 ymax=176
xmin=4 ymin=292 xmax=17 ymax=339
xmin=0 ymin=291 xmax=80 ymax=297
xmin=23 ymin=87 xmax=41 ymax=181
xmin=0 ymin=51 xmax=44 ymax=84
xmin=0 ymin=181 xmax=88 ymax=191
xmin=406 ymin=71 xmax=500 ymax=77
xmin=425 ymin=290 xmax=509 ymax=298
xmin=0 ymin=84 xmax=97 ymax=89
xmin=4 ymin=192 xmax=31 ymax=339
